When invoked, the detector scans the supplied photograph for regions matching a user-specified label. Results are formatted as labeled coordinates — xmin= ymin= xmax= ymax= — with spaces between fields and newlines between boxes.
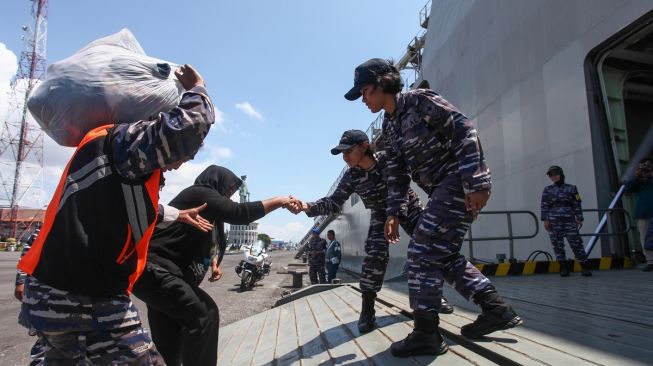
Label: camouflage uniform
xmin=383 ymin=89 xmax=493 ymax=312
xmin=19 ymin=85 xmax=214 ymax=365
xmin=306 ymin=236 xmax=328 ymax=284
xmin=307 ymin=152 xmax=423 ymax=292
xmin=541 ymin=183 xmax=587 ymax=262
xmin=15 ymin=230 xmax=45 ymax=366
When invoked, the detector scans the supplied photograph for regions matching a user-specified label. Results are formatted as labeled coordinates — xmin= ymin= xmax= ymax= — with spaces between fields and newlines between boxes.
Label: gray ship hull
xmin=316 ymin=0 xmax=653 ymax=279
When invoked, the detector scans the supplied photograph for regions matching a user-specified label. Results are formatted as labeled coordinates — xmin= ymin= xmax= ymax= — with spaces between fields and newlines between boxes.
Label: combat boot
xmin=461 ymin=289 xmax=523 ymax=339
xmin=358 ymin=291 xmax=377 ymax=333
xmin=440 ymin=296 xmax=454 ymax=314
xmin=581 ymin=261 xmax=592 ymax=277
xmin=559 ymin=261 xmax=570 ymax=277
xmin=390 ymin=310 xmax=448 ymax=357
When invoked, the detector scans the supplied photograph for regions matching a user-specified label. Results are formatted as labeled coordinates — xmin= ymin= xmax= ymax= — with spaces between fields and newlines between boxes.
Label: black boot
xmin=581 ymin=261 xmax=592 ymax=277
xmin=461 ymin=289 xmax=523 ymax=339
xmin=559 ymin=261 xmax=570 ymax=277
xmin=391 ymin=310 xmax=448 ymax=357
xmin=358 ymin=291 xmax=377 ymax=333
xmin=440 ymin=296 xmax=454 ymax=314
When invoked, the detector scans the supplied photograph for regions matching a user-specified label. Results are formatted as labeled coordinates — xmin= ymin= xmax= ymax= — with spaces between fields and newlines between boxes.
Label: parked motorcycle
xmin=235 ymin=240 xmax=271 ymax=291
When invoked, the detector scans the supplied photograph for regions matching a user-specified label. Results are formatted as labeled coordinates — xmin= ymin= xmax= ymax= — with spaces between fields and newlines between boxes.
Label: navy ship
xmin=300 ymin=0 xmax=653 ymax=279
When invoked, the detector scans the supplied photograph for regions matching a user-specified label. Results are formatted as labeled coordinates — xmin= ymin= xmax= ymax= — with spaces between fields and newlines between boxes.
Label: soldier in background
xmin=306 ymin=227 xmax=327 ymax=284
xmin=541 ymin=166 xmax=591 ymax=277
xmin=345 ymin=58 xmax=521 ymax=357
xmin=325 ymin=230 xmax=341 ymax=283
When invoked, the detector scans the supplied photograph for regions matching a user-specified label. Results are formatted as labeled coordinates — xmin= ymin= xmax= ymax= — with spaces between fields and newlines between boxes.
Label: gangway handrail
xmin=466 ymin=210 xmax=539 ymax=263
xmin=578 ymin=207 xmax=632 ymax=237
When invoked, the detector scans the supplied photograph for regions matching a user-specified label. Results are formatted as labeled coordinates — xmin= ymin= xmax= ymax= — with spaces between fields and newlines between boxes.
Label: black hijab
xmin=193 ymin=165 xmax=242 ymax=267
xmin=194 ymin=165 xmax=242 ymax=195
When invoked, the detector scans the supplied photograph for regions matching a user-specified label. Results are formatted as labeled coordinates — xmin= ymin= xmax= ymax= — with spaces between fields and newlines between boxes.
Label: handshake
xmin=282 ymin=195 xmax=309 ymax=215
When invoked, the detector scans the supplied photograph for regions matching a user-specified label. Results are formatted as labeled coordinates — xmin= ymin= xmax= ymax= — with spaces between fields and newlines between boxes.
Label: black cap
xmin=330 ymin=130 xmax=369 ymax=155
xmin=344 ymin=58 xmax=393 ymax=101
xmin=546 ymin=166 xmax=563 ymax=176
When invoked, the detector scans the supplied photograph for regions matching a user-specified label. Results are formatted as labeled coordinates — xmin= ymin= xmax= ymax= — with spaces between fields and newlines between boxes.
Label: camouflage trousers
xmin=309 ymin=256 xmax=326 ymax=284
xmin=548 ymin=217 xmax=587 ymax=262
xmin=360 ymin=206 xmax=421 ymax=293
xmin=407 ymin=186 xmax=493 ymax=311
xmin=20 ymin=277 xmax=164 ymax=365
xmin=34 ymin=324 xmax=163 ymax=365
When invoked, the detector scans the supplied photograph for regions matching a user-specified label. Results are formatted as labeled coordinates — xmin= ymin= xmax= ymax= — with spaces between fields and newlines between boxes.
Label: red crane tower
xmin=0 ymin=0 xmax=48 ymax=240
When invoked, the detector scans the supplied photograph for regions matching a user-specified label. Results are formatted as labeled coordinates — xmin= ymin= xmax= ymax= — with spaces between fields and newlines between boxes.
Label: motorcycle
xmin=235 ymin=240 xmax=271 ymax=291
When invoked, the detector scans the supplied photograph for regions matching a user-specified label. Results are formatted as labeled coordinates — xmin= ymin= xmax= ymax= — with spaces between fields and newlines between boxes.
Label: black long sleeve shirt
xmin=146 ymin=185 xmax=265 ymax=285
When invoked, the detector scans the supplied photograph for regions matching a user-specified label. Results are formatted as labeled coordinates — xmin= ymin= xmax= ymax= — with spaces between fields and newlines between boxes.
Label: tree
xmin=257 ymin=233 xmax=271 ymax=247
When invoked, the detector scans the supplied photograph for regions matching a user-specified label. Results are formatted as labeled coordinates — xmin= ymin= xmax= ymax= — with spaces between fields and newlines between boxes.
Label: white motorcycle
xmin=235 ymin=240 xmax=271 ymax=291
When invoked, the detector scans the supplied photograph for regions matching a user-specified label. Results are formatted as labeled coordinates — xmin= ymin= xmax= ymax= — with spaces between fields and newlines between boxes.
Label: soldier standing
xmin=325 ymin=230 xmax=341 ymax=283
xmin=306 ymin=227 xmax=328 ymax=284
xmin=291 ymin=129 xmax=453 ymax=334
xmin=541 ymin=166 xmax=591 ymax=277
xmin=345 ymin=58 xmax=521 ymax=357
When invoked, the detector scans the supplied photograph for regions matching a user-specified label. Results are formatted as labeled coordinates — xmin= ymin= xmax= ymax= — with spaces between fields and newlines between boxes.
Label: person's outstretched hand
xmin=178 ymin=203 xmax=213 ymax=232
xmin=284 ymin=196 xmax=307 ymax=214
xmin=175 ymin=64 xmax=205 ymax=90
xmin=384 ymin=216 xmax=400 ymax=244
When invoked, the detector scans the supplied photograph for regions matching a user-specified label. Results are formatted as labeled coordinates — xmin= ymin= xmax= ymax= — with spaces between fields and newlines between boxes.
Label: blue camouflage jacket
xmin=306 ymin=152 xmax=420 ymax=217
xmin=540 ymin=183 xmax=584 ymax=222
xmin=383 ymin=89 xmax=491 ymax=217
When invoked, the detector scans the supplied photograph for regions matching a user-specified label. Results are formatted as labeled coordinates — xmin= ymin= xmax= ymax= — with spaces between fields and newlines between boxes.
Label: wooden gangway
xmin=218 ymin=269 xmax=653 ymax=365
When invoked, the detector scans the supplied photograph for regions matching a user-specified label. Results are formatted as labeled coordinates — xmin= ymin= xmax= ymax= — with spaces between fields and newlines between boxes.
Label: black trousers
xmin=132 ymin=264 xmax=219 ymax=366
xmin=308 ymin=263 xmax=326 ymax=284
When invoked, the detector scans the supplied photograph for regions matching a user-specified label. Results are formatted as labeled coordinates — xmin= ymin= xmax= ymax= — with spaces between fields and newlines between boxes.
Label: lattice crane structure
xmin=0 ymin=0 xmax=48 ymax=239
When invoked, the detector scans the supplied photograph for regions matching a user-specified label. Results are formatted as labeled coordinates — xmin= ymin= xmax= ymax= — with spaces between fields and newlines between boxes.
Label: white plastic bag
xmin=28 ymin=29 xmax=183 ymax=147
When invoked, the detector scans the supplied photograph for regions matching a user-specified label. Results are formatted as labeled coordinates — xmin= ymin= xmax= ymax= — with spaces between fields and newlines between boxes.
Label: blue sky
xmin=0 ymin=0 xmax=427 ymax=241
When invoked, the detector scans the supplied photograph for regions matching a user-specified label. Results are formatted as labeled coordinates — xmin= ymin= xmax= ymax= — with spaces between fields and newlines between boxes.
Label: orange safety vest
xmin=19 ymin=125 xmax=161 ymax=296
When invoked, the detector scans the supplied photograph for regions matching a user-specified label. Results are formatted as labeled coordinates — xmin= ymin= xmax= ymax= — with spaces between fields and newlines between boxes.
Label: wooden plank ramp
xmin=218 ymin=269 xmax=652 ymax=365
xmin=218 ymin=286 xmax=489 ymax=365
xmin=382 ymin=269 xmax=653 ymax=366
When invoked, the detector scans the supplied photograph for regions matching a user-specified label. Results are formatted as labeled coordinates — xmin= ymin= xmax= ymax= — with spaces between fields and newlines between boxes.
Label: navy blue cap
xmin=344 ymin=58 xmax=394 ymax=101
xmin=546 ymin=166 xmax=563 ymax=176
xmin=330 ymin=129 xmax=369 ymax=155
xmin=311 ymin=227 xmax=321 ymax=234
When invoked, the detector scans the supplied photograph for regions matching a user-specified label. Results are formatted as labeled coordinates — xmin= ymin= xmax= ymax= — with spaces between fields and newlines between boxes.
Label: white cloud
xmin=213 ymin=106 xmax=229 ymax=132
xmin=235 ymin=102 xmax=264 ymax=120
xmin=256 ymin=220 xmax=312 ymax=243
xmin=159 ymin=142 xmax=234 ymax=203
xmin=0 ymin=43 xmax=18 ymax=120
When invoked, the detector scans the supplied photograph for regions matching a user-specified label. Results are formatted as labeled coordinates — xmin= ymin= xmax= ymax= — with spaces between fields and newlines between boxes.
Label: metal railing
xmin=578 ymin=207 xmax=632 ymax=238
xmin=466 ymin=210 xmax=539 ymax=263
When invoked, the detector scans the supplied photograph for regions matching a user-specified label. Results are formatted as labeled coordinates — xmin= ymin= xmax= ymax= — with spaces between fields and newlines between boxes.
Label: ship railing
xmin=466 ymin=210 xmax=539 ymax=263
xmin=467 ymin=207 xmax=633 ymax=263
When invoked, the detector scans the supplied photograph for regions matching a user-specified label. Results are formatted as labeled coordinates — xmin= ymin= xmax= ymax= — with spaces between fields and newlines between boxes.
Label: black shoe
xmin=581 ymin=261 xmax=592 ymax=277
xmin=643 ymin=264 xmax=653 ymax=272
xmin=358 ymin=291 xmax=377 ymax=334
xmin=390 ymin=330 xmax=448 ymax=357
xmin=358 ymin=314 xmax=377 ymax=333
xmin=559 ymin=261 xmax=570 ymax=277
xmin=461 ymin=311 xmax=523 ymax=339
xmin=390 ymin=311 xmax=448 ymax=357
xmin=440 ymin=297 xmax=454 ymax=314
xmin=461 ymin=290 xmax=523 ymax=339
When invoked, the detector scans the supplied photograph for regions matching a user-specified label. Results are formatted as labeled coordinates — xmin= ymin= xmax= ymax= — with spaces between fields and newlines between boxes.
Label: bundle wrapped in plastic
xmin=28 ymin=28 xmax=183 ymax=147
